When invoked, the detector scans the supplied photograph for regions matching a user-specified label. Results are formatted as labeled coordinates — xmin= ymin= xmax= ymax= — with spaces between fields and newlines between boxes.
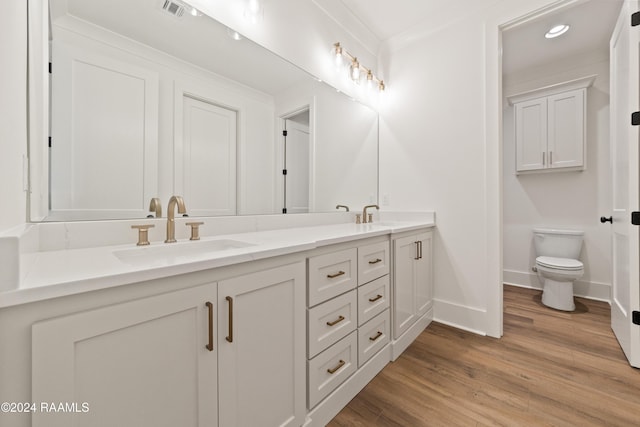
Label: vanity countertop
xmin=0 ymin=216 xmax=434 ymax=308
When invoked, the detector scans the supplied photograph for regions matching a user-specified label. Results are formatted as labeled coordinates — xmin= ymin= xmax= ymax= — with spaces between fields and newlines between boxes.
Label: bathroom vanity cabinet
xmin=1 ymin=220 xmax=434 ymax=427
xmin=391 ymin=230 xmax=433 ymax=360
xmin=30 ymin=260 xmax=306 ymax=427
xmin=509 ymin=76 xmax=595 ymax=173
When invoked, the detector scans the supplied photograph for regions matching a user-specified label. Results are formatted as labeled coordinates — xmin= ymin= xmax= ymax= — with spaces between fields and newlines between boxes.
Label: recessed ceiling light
xmin=545 ymin=24 xmax=570 ymax=39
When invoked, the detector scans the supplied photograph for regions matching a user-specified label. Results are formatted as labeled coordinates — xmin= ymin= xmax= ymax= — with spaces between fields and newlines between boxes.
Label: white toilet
xmin=533 ymin=228 xmax=584 ymax=311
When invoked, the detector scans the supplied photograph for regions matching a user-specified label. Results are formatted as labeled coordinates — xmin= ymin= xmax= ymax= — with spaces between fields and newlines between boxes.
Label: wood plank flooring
xmin=328 ymin=285 xmax=640 ymax=426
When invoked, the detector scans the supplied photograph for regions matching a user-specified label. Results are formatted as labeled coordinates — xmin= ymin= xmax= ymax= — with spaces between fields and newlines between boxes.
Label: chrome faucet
xmin=336 ymin=204 xmax=350 ymax=212
xmin=362 ymin=204 xmax=379 ymax=223
xmin=165 ymin=196 xmax=186 ymax=243
xmin=148 ymin=197 xmax=162 ymax=218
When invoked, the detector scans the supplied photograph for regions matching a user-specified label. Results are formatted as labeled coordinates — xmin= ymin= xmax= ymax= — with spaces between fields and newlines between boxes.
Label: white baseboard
xmin=433 ymin=298 xmax=487 ymax=336
xmin=504 ymin=269 xmax=611 ymax=303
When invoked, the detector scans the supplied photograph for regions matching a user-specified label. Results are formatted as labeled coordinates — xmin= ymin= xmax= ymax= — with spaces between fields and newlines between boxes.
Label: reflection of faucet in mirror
xmin=148 ymin=198 xmax=162 ymax=218
xmin=362 ymin=204 xmax=379 ymax=224
xmin=165 ymin=196 xmax=186 ymax=243
xmin=336 ymin=205 xmax=349 ymax=212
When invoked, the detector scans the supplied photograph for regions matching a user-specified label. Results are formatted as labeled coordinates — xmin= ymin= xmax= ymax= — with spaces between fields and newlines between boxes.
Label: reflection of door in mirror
xmin=50 ymin=40 xmax=159 ymax=220
xmin=181 ymin=96 xmax=237 ymax=216
xmin=283 ymin=111 xmax=310 ymax=214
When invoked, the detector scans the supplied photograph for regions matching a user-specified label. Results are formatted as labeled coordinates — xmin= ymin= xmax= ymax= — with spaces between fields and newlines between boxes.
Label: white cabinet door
xmin=218 ymin=262 xmax=305 ymax=427
xmin=393 ymin=235 xmax=419 ymax=339
xmin=515 ymin=97 xmax=547 ymax=171
xmin=32 ymin=284 xmax=217 ymax=427
xmin=415 ymin=231 xmax=433 ymax=317
xmin=393 ymin=231 xmax=433 ymax=339
xmin=547 ymin=89 xmax=585 ymax=169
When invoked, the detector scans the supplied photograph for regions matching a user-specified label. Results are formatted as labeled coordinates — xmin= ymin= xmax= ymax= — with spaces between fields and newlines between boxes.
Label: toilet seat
xmin=536 ymin=256 xmax=583 ymax=271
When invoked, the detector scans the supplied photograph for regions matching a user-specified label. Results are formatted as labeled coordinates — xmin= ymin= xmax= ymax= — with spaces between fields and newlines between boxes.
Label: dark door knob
xmin=600 ymin=216 xmax=613 ymax=223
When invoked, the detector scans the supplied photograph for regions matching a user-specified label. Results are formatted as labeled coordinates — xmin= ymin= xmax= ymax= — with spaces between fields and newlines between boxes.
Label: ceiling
xmin=328 ymin=0 xmax=623 ymax=76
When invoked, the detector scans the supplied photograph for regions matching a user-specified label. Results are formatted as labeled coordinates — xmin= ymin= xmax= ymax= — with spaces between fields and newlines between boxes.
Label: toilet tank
xmin=533 ymin=228 xmax=584 ymax=259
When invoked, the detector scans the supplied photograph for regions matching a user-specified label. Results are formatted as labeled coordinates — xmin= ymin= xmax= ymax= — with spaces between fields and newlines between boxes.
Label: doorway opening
xmin=281 ymin=108 xmax=311 ymax=214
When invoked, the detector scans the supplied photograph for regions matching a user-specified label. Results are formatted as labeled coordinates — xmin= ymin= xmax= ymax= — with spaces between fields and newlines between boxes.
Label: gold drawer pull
xmin=225 ymin=296 xmax=233 ymax=343
xmin=369 ymin=331 xmax=383 ymax=341
xmin=368 ymin=258 xmax=382 ymax=264
xmin=327 ymin=359 xmax=345 ymax=374
xmin=326 ymin=315 xmax=345 ymax=326
xmin=368 ymin=294 xmax=383 ymax=303
xmin=327 ymin=271 xmax=345 ymax=279
xmin=205 ymin=302 xmax=214 ymax=351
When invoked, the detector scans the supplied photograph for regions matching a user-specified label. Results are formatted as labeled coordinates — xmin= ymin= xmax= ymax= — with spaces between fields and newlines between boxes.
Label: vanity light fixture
xmin=545 ymin=24 xmax=570 ymax=39
xmin=332 ymin=42 xmax=385 ymax=92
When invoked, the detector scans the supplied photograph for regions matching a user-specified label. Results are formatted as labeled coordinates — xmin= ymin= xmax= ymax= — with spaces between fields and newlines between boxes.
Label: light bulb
xmin=545 ymin=24 xmax=569 ymax=39
xmin=350 ymin=58 xmax=361 ymax=83
xmin=366 ymin=70 xmax=374 ymax=89
xmin=333 ymin=43 xmax=343 ymax=70
xmin=244 ymin=0 xmax=263 ymax=23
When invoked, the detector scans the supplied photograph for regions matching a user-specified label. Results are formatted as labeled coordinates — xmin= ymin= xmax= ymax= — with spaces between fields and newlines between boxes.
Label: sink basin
xmin=114 ymin=239 xmax=256 ymax=266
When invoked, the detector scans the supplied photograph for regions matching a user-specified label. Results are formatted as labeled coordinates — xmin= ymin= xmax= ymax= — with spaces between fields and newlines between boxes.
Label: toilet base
xmin=541 ymin=278 xmax=575 ymax=311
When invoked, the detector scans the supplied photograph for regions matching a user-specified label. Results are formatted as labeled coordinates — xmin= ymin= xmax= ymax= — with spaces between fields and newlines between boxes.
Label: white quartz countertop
xmin=0 ymin=217 xmax=434 ymax=308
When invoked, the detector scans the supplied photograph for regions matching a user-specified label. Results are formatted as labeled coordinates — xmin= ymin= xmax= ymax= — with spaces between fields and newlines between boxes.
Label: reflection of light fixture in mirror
xmin=244 ymin=0 xmax=264 ymax=24
xmin=545 ymin=24 xmax=569 ymax=38
xmin=227 ymin=27 xmax=243 ymax=41
xmin=332 ymin=42 xmax=386 ymax=92
xmin=349 ymin=58 xmax=361 ymax=83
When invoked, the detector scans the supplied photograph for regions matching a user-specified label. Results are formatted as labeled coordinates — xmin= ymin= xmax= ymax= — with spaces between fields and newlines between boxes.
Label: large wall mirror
xmin=28 ymin=0 xmax=378 ymax=221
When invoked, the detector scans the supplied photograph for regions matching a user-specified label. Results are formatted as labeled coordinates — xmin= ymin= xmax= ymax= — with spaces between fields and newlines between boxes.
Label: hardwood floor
xmin=328 ymin=285 xmax=640 ymax=426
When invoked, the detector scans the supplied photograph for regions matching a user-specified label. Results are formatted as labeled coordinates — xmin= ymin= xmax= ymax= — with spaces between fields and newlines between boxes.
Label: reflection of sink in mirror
xmin=114 ymin=239 xmax=256 ymax=266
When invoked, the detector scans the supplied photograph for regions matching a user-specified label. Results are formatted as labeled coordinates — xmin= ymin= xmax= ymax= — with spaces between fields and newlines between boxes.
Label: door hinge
xmin=632 ymin=212 xmax=640 ymax=225
xmin=48 ymin=137 xmax=52 ymax=148
xmin=632 ymin=11 xmax=640 ymax=27
xmin=282 ymin=130 xmax=288 ymax=137
xmin=282 ymin=208 xmax=287 ymax=214
xmin=48 ymin=62 xmax=52 ymax=74
xmin=632 ymin=111 xmax=640 ymax=126
xmin=282 ymin=169 xmax=287 ymax=175
xmin=633 ymin=311 xmax=640 ymax=325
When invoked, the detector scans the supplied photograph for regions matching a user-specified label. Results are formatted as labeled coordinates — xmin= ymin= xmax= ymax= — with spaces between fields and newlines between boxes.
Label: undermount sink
xmin=114 ymin=239 xmax=256 ymax=266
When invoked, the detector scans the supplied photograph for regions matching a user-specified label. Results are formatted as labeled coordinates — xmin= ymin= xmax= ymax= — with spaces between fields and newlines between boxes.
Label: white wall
xmin=378 ymin=0 xmax=561 ymax=336
xmin=0 ymin=0 xmax=27 ymax=233
xmin=503 ymin=56 xmax=612 ymax=302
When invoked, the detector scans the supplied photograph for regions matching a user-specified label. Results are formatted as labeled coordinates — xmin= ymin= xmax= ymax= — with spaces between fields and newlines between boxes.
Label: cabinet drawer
xmin=308 ymin=248 xmax=358 ymax=307
xmin=308 ymin=331 xmax=358 ymax=409
xmin=308 ymin=290 xmax=357 ymax=358
xmin=358 ymin=241 xmax=390 ymax=285
xmin=357 ymin=275 xmax=390 ymax=326
xmin=358 ymin=309 xmax=390 ymax=367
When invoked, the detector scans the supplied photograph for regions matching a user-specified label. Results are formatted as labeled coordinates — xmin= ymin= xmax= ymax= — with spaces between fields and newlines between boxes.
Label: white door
xmin=284 ymin=117 xmax=310 ymax=213
xmin=610 ymin=0 xmax=640 ymax=368
xmin=31 ymin=284 xmax=217 ymax=427
xmin=50 ymin=40 xmax=159 ymax=219
xmin=182 ymin=96 xmax=237 ymax=216
xmin=217 ymin=262 xmax=305 ymax=427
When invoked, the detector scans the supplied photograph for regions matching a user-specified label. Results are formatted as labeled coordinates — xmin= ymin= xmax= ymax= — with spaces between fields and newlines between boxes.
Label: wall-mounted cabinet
xmin=508 ymin=75 xmax=595 ymax=174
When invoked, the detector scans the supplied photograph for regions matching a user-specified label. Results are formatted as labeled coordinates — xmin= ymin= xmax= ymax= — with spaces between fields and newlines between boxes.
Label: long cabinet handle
xmin=368 ymin=258 xmax=382 ymax=264
xmin=368 ymin=294 xmax=383 ymax=303
xmin=419 ymin=241 xmax=423 ymax=260
xmin=327 ymin=359 xmax=345 ymax=374
xmin=550 ymin=151 xmax=553 ymax=165
xmin=225 ymin=296 xmax=233 ymax=343
xmin=414 ymin=241 xmax=420 ymax=260
xmin=543 ymin=152 xmax=546 ymax=166
xmin=326 ymin=315 xmax=345 ymax=326
xmin=327 ymin=271 xmax=345 ymax=279
xmin=205 ymin=302 xmax=214 ymax=351
xmin=369 ymin=331 xmax=383 ymax=341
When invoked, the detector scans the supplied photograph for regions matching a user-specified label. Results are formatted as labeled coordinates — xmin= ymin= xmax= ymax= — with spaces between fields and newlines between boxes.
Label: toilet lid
xmin=536 ymin=256 xmax=583 ymax=270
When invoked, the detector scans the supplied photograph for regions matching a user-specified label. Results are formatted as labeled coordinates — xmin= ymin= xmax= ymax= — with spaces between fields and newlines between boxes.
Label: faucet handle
xmin=131 ymin=224 xmax=155 ymax=246
xmin=186 ymin=222 xmax=204 ymax=241
xmin=368 ymin=213 xmax=373 ymax=223
xmin=355 ymin=214 xmax=362 ymax=224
